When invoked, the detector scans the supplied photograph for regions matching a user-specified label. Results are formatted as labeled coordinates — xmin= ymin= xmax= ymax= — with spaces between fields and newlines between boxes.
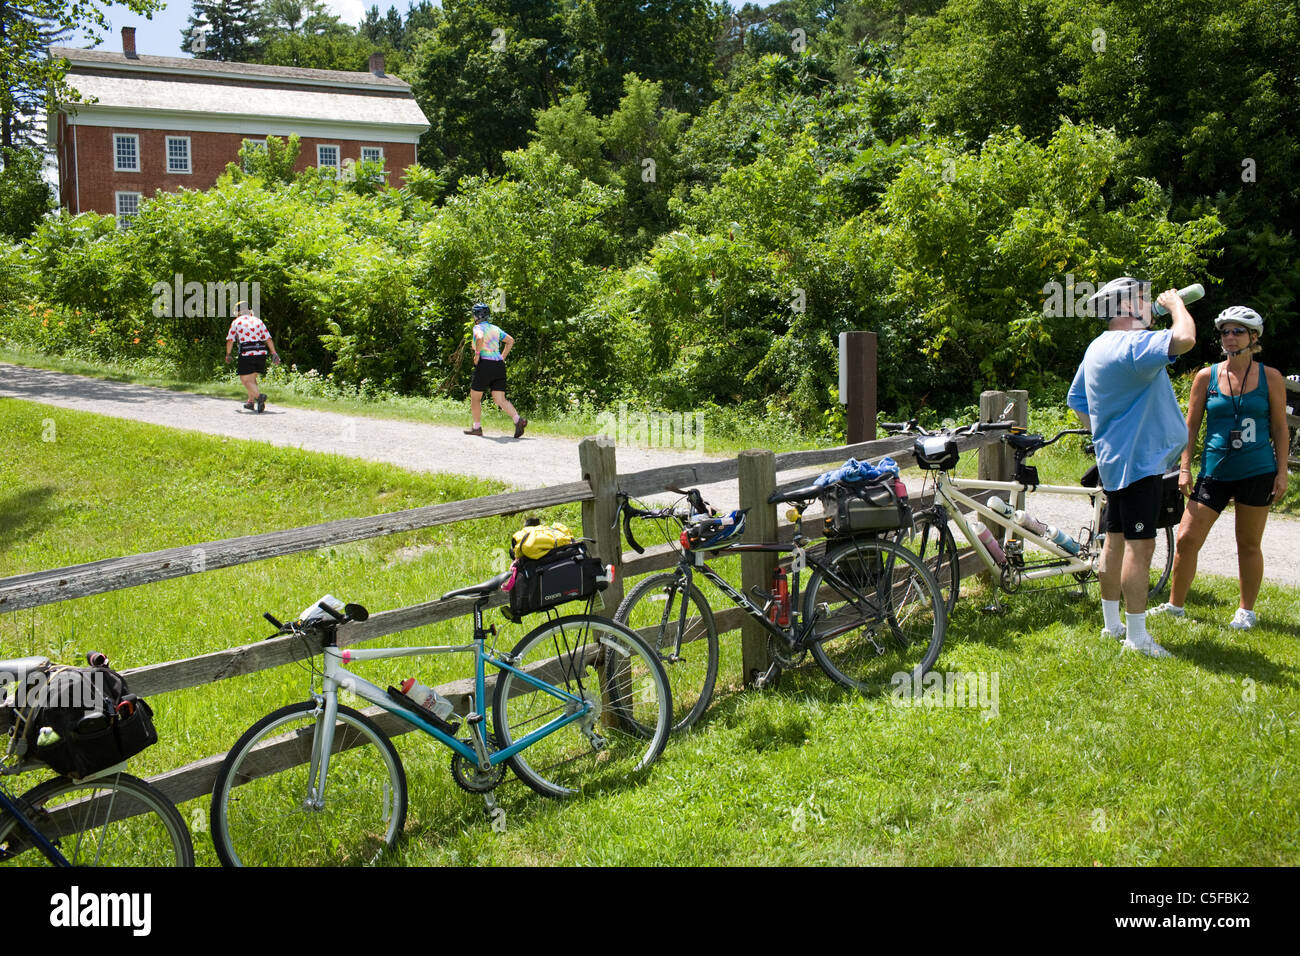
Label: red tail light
xmin=680 ymin=530 xmax=692 ymax=551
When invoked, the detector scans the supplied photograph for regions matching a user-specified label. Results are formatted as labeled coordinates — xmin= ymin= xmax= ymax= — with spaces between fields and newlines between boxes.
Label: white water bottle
xmin=1014 ymin=509 xmax=1049 ymax=537
xmin=1045 ymin=524 xmax=1081 ymax=556
xmin=986 ymin=495 xmax=1015 ymax=518
xmin=400 ymin=678 xmax=453 ymax=721
xmin=971 ymin=521 xmax=1005 ymax=565
xmin=1152 ymin=283 xmax=1205 ymax=316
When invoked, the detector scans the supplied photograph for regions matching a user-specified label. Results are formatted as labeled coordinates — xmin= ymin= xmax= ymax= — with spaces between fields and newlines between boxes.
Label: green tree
xmin=181 ymin=0 xmax=269 ymax=60
xmin=409 ymin=0 xmax=568 ymax=185
xmin=565 ymin=0 xmax=722 ymax=115
xmin=1 ymin=0 xmax=163 ymax=150
xmin=0 ymin=147 xmax=53 ymax=239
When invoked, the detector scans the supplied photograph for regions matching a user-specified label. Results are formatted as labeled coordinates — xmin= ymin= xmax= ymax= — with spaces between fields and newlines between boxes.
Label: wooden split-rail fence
xmin=0 ymin=393 xmax=1028 ymax=810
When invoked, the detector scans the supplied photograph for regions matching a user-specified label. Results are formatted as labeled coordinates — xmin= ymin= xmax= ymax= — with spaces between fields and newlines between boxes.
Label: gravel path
xmin=3 ymin=361 xmax=1297 ymax=590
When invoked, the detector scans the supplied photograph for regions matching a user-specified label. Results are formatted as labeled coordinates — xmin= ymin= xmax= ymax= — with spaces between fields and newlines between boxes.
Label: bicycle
xmin=614 ymin=485 xmax=946 ymax=730
xmin=0 ymin=656 xmax=194 ymax=867
xmin=881 ymin=419 xmax=1174 ymax=613
xmin=209 ymin=587 xmax=672 ymax=867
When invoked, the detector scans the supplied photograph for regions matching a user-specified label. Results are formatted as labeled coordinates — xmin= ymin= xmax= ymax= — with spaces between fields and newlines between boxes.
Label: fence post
xmin=1005 ymin=389 xmax=1029 ymax=510
xmin=978 ymin=390 xmax=1012 ymax=484
xmin=841 ymin=331 xmax=878 ymax=444
xmin=738 ymin=449 xmax=777 ymax=685
xmin=579 ymin=436 xmax=624 ymax=613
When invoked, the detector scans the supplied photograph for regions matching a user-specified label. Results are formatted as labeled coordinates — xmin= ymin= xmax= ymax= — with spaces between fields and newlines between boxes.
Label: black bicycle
xmin=614 ymin=486 xmax=946 ymax=730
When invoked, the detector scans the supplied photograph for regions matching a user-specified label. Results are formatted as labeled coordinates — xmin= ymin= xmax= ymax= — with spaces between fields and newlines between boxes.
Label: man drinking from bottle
xmin=1066 ymin=277 xmax=1197 ymax=658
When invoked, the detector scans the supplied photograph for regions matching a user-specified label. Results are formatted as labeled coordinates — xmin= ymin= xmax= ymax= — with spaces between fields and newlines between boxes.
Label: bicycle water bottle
xmin=971 ymin=521 xmax=1006 ymax=566
xmin=1045 ymin=524 xmax=1081 ymax=556
xmin=1151 ymin=283 xmax=1205 ymax=316
xmin=400 ymin=678 xmax=454 ymax=721
xmin=1014 ymin=509 xmax=1049 ymax=537
xmin=986 ymin=496 xmax=1015 ymax=519
xmin=768 ymin=566 xmax=790 ymax=627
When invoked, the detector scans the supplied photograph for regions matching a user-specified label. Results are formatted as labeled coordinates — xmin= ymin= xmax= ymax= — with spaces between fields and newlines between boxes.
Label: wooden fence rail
xmin=2 ymin=395 xmax=1016 ymax=811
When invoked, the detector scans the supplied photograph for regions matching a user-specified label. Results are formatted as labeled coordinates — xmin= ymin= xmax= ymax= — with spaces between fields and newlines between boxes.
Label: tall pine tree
xmin=181 ymin=0 xmax=268 ymax=60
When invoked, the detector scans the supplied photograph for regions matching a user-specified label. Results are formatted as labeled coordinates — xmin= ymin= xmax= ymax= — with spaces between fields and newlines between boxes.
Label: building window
xmin=241 ymin=138 xmax=267 ymax=170
xmin=317 ymin=144 xmax=340 ymax=173
xmin=114 ymin=134 xmax=140 ymax=172
xmin=361 ymin=146 xmax=384 ymax=165
xmin=116 ymin=191 xmax=141 ymax=228
xmin=166 ymin=136 xmax=191 ymax=174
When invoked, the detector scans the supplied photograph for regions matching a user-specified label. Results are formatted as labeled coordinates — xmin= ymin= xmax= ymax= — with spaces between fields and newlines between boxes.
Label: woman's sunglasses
xmin=1219 ymin=327 xmax=1250 ymax=337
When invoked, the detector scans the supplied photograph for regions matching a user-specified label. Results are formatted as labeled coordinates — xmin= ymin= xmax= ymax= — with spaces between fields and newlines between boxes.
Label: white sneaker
xmin=1148 ymin=602 xmax=1186 ymax=619
xmin=1100 ymin=625 xmax=1126 ymax=641
xmin=1122 ymin=636 xmax=1173 ymax=658
xmin=1229 ymin=608 xmax=1257 ymax=630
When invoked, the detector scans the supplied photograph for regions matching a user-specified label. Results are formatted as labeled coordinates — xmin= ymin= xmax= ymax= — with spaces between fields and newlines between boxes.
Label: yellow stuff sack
xmin=510 ymin=522 xmax=575 ymax=560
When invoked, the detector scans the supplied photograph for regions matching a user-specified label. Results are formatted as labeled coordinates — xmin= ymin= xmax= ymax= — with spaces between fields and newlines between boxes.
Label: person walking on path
xmin=464 ymin=303 xmax=527 ymax=438
xmin=1150 ymin=306 xmax=1290 ymax=629
xmin=1067 ymin=277 xmax=1197 ymax=658
xmin=225 ymin=303 xmax=280 ymax=413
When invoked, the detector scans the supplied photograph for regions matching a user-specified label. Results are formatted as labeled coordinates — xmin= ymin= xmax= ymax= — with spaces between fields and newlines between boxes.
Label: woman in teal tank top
xmin=1150 ymin=307 xmax=1291 ymax=630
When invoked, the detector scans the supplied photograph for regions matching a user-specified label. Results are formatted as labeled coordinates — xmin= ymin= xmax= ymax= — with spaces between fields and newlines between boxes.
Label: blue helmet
xmin=471 ymin=303 xmax=491 ymax=321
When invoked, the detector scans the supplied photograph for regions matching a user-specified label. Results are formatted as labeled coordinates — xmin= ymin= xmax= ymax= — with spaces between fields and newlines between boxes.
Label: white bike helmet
xmin=1213 ymin=305 xmax=1263 ymax=334
xmin=1086 ymin=276 xmax=1152 ymax=324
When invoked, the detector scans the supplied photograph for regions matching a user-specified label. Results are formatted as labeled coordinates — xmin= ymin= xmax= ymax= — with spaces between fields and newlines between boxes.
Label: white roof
xmin=50 ymin=48 xmax=429 ymax=139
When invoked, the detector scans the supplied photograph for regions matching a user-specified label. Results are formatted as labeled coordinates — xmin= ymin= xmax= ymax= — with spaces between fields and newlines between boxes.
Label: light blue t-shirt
xmin=1066 ymin=328 xmax=1186 ymax=491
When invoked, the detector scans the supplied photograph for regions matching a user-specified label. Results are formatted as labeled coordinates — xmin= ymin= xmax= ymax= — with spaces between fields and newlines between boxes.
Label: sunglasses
xmin=1219 ymin=328 xmax=1249 ymax=337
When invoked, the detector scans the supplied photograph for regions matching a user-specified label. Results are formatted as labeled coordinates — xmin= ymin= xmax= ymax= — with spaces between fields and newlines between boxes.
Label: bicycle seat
xmin=0 ymin=656 xmax=49 ymax=685
xmin=768 ymin=483 xmax=823 ymax=505
xmin=440 ymin=570 xmax=513 ymax=601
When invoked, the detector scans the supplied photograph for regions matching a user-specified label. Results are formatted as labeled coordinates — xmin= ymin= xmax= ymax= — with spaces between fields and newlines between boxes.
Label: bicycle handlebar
xmin=616 ymin=488 xmax=716 ymax=555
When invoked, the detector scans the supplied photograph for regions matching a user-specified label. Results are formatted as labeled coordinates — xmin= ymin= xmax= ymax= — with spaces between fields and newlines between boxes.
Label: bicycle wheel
xmin=803 ymin=538 xmax=946 ymax=695
xmin=494 ymin=615 xmax=672 ymax=799
xmin=614 ymin=571 xmax=719 ymax=732
xmin=211 ymin=700 xmax=407 ymax=867
xmin=0 ymin=772 xmax=193 ymax=866
xmin=900 ymin=510 xmax=960 ymax=616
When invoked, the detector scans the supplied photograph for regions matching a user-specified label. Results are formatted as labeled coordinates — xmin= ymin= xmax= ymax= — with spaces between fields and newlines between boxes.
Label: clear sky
xmin=73 ymin=1 xmax=784 ymax=57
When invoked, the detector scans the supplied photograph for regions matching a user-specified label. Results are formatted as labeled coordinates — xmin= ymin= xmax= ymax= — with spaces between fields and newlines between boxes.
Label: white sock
xmin=1126 ymin=612 xmax=1149 ymax=643
xmin=1102 ymin=600 xmax=1123 ymax=633
xmin=512 ymin=414 xmax=520 ymax=423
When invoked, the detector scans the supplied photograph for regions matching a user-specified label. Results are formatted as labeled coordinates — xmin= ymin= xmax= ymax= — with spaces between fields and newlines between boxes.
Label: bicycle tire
xmin=210 ymin=700 xmax=407 ymax=867
xmin=0 ymin=772 xmax=194 ymax=866
xmin=803 ymin=538 xmax=947 ymax=695
xmin=494 ymin=614 xmax=672 ymax=799
xmin=614 ymin=571 xmax=719 ymax=732
xmin=900 ymin=510 xmax=961 ymax=615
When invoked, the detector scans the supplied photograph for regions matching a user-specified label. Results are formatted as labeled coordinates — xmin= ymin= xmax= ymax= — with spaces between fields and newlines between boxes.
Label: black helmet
xmin=471 ymin=303 xmax=491 ymax=321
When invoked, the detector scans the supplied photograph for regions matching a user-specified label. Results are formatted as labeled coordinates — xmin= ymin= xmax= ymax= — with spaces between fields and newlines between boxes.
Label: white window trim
xmin=114 ymin=133 xmax=140 ymax=172
xmin=361 ymin=146 xmax=384 ymax=164
xmin=316 ymin=144 xmax=341 ymax=171
xmin=115 ymin=191 xmax=142 ymax=228
xmin=165 ymin=135 xmax=192 ymax=174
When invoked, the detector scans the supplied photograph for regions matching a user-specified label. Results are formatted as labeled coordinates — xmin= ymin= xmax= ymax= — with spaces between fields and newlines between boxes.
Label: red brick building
xmin=50 ymin=28 xmax=430 ymax=224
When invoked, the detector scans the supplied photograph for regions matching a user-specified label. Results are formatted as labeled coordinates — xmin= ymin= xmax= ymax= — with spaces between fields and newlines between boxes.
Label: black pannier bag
xmin=502 ymin=542 xmax=609 ymax=622
xmin=913 ymin=435 xmax=959 ymax=471
xmin=7 ymin=663 xmax=157 ymax=779
xmin=821 ymin=480 xmax=909 ymax=538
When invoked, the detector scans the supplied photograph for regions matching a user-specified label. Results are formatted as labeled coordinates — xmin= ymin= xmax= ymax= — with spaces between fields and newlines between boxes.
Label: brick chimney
xmin=122 ymin=26 xmax=138 ymax=58
xmin=368 ymin=52 xmax=385 ymax=76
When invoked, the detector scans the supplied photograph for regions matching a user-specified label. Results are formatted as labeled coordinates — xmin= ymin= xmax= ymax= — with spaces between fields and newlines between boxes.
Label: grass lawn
xmin=1 ymin=398 xmax=1297 ymax=866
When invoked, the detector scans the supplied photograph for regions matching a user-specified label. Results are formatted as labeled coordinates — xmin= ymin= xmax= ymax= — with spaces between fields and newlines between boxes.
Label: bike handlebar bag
xmin=913 ymin=436 xmax=959 ymax=471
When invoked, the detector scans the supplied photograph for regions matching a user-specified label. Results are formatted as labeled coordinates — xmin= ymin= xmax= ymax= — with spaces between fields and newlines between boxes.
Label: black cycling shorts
xmin=236 ymin=354 xmax=267 ymax=376
xmin=471 ymin=358 xmax=507 ymax=393
xmin=1191 ymin=471 xmax=1276 ymax=513
xmin=1103 ymin=474 xmax=1162 ymax=540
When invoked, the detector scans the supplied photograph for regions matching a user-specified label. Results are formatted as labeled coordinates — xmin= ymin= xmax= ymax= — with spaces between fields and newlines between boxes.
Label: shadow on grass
xmin=0 ymin=485 xmax=58 ymax=557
